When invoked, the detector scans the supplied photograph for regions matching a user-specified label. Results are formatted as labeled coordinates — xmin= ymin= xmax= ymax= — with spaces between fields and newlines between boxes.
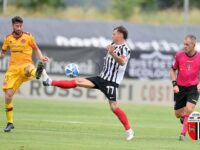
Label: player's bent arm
xmin=170 ymin=68 xmax=179 ymax=93
xmin=169 ymin=68 xmax=177 ymax=81
xmin=110 ymin=52 xmax=126 ymax=66
xmin=107 ymin=44 xmax=126 ymax=65
xmin=0 ymin=50 xmax=7 ymax=59
xmin=33 ymin=44 xmax=48 ymax=62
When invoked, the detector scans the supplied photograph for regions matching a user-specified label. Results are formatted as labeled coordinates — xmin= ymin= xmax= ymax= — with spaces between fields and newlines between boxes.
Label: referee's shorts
xmin=174 ymin=85 xmax=199 ymax=110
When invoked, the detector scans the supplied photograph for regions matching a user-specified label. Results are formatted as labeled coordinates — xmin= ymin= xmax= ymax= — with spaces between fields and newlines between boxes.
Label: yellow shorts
xmin=2 ymin=63 xmax=35 ymax=92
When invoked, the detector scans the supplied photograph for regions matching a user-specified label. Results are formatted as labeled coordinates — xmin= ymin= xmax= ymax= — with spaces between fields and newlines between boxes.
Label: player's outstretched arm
xmin=33 ymin=43 xmax=49 ymax=62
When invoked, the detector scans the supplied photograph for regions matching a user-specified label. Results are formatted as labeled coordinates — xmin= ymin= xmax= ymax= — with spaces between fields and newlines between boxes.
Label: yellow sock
xmin=5 ymin=103 xmax=14 ymax=123
xmin=30 ymin=69 xmax=36 ymax=77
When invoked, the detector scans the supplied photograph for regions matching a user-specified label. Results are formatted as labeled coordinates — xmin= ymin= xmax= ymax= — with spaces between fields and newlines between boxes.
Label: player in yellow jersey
xmin=0 ymin=16 xmax=48 ymax=132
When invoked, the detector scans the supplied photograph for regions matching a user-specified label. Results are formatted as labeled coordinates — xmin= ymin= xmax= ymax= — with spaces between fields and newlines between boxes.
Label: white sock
xmin=126 ymin=128 xmax=133 ymax=134
xmin=42 ymin=69 xmax=52 ymax=85
xmin=42 ymin=69 xmax=49 ymax=81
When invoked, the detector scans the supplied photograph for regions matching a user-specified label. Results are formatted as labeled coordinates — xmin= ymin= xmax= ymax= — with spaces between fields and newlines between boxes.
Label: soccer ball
xmin=64 ymin=63 xmax=80 ymax=77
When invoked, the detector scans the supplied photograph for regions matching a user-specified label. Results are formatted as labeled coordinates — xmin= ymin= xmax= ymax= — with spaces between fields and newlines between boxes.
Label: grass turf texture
xmin=0 ymin=99 xmax=200 ymax=150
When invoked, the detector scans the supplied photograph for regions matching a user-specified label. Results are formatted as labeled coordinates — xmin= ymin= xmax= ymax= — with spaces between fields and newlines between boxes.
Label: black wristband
xmin=172 ymin=81 xmax=177 ymax=87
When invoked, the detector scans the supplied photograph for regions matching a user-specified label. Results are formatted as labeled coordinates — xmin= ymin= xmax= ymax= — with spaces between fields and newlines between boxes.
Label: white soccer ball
xmin=64 ymin=63 xmax=80 ymax=78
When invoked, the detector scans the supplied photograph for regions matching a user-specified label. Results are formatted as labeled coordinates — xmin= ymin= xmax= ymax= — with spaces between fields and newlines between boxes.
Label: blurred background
xmin=0 ymin=0 xmax=200 ymax=105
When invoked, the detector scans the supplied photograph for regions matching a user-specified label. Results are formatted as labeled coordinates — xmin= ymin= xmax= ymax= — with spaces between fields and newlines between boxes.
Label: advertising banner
xmin=0 ymin=47 xmax=175 ymax=80
xmin=127 ymin=51 xmax=174 ymax=79
xmin=0 ymin=73 xmax=174 ymax=105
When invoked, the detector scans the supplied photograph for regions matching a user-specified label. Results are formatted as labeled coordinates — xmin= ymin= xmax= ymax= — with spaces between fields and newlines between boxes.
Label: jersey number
xmin=106 ymin=86 xmax=114 ymax=94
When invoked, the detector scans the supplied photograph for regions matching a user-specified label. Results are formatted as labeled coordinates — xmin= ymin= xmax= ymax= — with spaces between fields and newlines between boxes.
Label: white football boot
xmin=126 ymin=128 xmax=134 ymax=141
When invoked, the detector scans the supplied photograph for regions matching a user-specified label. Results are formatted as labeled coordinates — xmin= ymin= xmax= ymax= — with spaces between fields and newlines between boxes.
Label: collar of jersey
xmin=185 ymin=51 xmax=197 ymax=58
xmin=12 ymin=32 xmax=23 ymax=40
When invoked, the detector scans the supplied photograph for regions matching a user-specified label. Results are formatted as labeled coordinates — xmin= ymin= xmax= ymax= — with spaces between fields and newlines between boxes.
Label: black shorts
xmin=174 ymin=85 xmax=199 ymax=110
xmin=86 ymin=76 xmax=119 ymax=101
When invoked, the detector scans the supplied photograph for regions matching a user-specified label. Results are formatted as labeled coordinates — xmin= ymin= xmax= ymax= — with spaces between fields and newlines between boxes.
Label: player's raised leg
xmin=24 ymin=62 xmax=45 ymax=79
xmin=109 ymin=101 xmax=134 ymax=140
xmin=42 ymin=69 xmax=95 ymax=88
xmin=4 ymin=89 xmax=15 ymax=132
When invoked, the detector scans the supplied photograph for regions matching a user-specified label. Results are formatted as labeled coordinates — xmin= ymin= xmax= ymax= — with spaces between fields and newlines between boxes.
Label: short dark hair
xmin=12 ymin=16 xmax=23 ymax=24
xmin=114 ymin=26 xmax=128 ymax=40
xmin=185 ymin=34 xmax=196 ymax=41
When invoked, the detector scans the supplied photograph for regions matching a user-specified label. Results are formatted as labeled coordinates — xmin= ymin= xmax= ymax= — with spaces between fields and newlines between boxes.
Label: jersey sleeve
xmin=120 ymin=46 xmax=130 ymax=61
xmin=172 ymin=54 xmax=179 ymax=70
xmin=2 ymin=37 xmax=9 ymax=51
xmin=29 ymin=34 xmax=37 ymax=49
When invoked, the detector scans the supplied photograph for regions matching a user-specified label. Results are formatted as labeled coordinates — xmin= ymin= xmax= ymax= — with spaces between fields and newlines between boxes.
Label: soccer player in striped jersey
xmin=170 ymin=35 xmax=200 ymax=141
xmin=42 ymin=26 xmax=134 ymax=140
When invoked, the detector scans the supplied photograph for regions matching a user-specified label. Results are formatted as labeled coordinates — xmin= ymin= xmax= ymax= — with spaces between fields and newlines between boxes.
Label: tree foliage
xmin=112 ymin=0 xmax=200 ymax=19
xmin=112 ymin=0 xmax=135 ymax=19
xmin=16 ymin=0 xmax=65 ymax=10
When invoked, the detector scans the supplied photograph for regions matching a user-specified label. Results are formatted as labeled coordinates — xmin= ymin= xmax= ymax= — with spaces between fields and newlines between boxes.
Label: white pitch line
xmin=0 ymin=127 xmax=176 ymax=140
xmin=15 ymin=118 xmax=174 ymax=129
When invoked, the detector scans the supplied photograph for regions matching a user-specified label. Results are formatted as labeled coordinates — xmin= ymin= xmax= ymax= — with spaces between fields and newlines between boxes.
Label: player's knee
xmin=110 ymin=102 xmax=117 ymax=112
xmin=175 ymin=111 xmax=182 ymax=118
xmin=24 ymin=65 xmax=33 ymax=77
xmin=75 ymin=78 xmax=87 ymax=85
xmin=5 ymin=90 xmax=14 ymax=101
xmin=185 ymin=107 xmax=193 ymax=115
xmin=75 ymin=78 xmax=82 ymax=84
xmin=5 ymin=94 xmax=12 ymax=100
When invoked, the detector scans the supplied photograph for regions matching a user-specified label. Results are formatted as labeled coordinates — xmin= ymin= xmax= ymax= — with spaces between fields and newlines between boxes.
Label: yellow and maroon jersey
xmin=2 ymin=32 xmax=36 ymax=66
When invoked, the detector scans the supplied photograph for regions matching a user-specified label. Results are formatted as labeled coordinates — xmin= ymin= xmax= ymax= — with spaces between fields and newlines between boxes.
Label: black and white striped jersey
xmin=99 ymin=43 xmax=131 ymax=84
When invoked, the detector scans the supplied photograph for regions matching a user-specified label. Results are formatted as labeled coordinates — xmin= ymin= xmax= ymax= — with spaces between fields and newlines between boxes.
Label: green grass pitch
xmin=0 ymin=98 xmax=200 ymax=150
